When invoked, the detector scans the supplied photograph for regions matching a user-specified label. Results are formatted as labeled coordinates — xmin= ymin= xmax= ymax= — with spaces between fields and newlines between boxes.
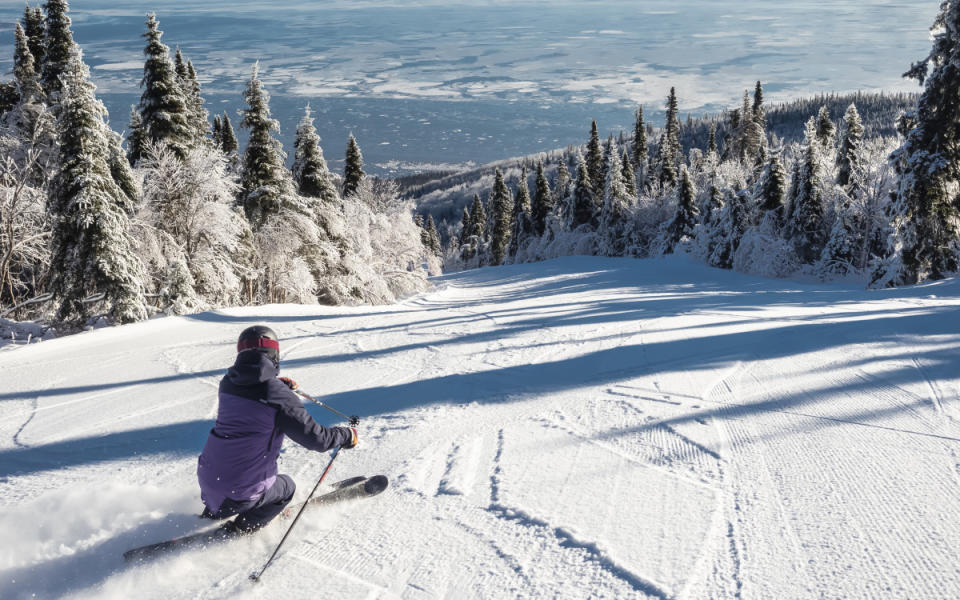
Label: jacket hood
xmin=226 ymin=351 xmax=279 ymax=386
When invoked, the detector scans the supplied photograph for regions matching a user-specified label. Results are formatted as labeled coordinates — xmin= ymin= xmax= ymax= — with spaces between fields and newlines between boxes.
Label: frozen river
xmin=0 ymin=0 xmax=937 ymax=174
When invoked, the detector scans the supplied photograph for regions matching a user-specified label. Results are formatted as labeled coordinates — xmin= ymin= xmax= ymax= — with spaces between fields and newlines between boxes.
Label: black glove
xmin=341 ymin=427 xmax=358 ymax=449
xmin=349 ymin=415 xmax=360 ymax=427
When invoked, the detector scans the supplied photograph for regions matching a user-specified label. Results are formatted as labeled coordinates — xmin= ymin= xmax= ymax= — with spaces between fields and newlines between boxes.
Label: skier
xmin=197 ymin=325 xmax=357 ymax=532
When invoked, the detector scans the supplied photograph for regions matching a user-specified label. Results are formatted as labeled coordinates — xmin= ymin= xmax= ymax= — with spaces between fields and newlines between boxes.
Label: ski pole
xmin=249 ymin=446 xmax=341 ymax=582
xmin=295 ymin=389 xmax=360 ymax=427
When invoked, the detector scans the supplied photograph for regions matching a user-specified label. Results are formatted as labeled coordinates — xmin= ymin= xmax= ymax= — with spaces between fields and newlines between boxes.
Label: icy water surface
xmin=0 ymin=0 xmax=937 ymax=174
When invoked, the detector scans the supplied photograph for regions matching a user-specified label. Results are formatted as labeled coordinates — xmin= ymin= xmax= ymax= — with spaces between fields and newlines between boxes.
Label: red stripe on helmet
xmin=237 ymin=337 xmax=280 ymax=353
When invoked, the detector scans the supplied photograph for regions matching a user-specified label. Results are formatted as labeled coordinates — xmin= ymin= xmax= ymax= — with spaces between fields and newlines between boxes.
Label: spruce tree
xmin=531 ymin=161 xmax=553 ymax=237
xmin=489 ymin=169 xmax=513 ymax=265
xmin=509 ymin=166 xmax=532 ymax=256
xmin=660 ymin=87 xmax=681 ymax=188
xmin=238 ymin=62 xmax=294 ymax=226
xmin=48 ymin=49 xmax=146 ymax=324
xmin=174 ymin=48 xmax=187 ymax=81
xmin=620 ymin=148 xmax=637 ymax=197
xmin=458 ymin=205 xmax=472 ymax=246
xmin=789 ymin=120 xmax=828 ymax=263
xmin=752 ymin=81 xmax=766 ymax=130
xmin=212 ymin=114 xmax=223 ymax=147
xmin=818 ymin=193 xmax=862 ymax=279
xmin=470 ymin=193 xmax=486 ymax=242
xmin=873 ymin=2 xmax=960 ymax=285
xmin=837 ymin=103 xmax=864 ymax=188
xmin=24 ymin=6 xmax=45 ymax=70
xmin=184 ymin=60 xmax=210 ymax=144
xmin=600 ymin=134 xmax=614 ymax=192
xmin=586 ymin=120 xmax=604 ymax=197
xmin=40 ymin=0 xmax=73 ymax=101
xmin=598 ymin=145 xmax=632 ymax=255
xmin=632 ymin=106 xmax=648 ymax=171
xmin=709 ymin=189 xmax=749 ymax=269
xmin=220 ymin=111 xmax=238 ymax=154
xmin=125 ymin=107 xmax=149 ymax=165
xmin=13 ymin=23 xmax=42 ymax=103
xmin=707 ymin=122 xmax=718 ymax=155
xmin=293 ymin=106 xmax=338 ymax=204
xmin=343 ymin=133 xmax=365 ymax=198
xmin=572 ymin=153 xmax=596 ymax=228
xmin=664 ymin=166 xmax=699 ymax=253
xmin=759 ymin=154 xmax=787 ymax=216
xmin=135 ymin=13 xmax=192 ymax=161
xmin=553 ymin=160 xmax=573 ymax=228
xmin=424 ymin=214 xmax=442 ymax=255
xmin=815 ymin=106 xmax=835 ymax=148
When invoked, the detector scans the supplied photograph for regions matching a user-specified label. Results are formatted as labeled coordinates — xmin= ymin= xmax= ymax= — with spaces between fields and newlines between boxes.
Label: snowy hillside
xmin=2 ymin=256 xmax=959 ymax=599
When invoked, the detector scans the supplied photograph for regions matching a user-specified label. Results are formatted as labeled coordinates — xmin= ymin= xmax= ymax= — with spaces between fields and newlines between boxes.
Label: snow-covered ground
xmin=2 ymin=256 xmax=959 ymax=599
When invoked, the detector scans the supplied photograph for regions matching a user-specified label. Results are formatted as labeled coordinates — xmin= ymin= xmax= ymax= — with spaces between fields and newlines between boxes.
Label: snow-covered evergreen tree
xmin=632 ymin=105 xmax=648 ymax=174
xmin=458 ymin=205 xmax=472 ymax=246
xmin=789 ymin=119 xmax=828 ymax=263
xmin=531 ymin=161 xmax=553 ymax=237
xmin=597 ymin=143 xmax=632 ymax=255
xmin=183 ymin=60 xmax=210 ymax=144
xmin=238 ymin=62 xmax=293 ymax=226
xmin=583 ymin=121 xmax=604 ymax=199
xmin=815 ymin=105 xmax=836 ymax=149
xmin=13 ymin=24 xmax=42 ymax=104
xmin=292 ymin=106 xmax=338 ymax=204
xmin=508 ymin=166 xmax=532 ymax=257
xmin=837 ymin=103 xmax=864 ymax=189
xmin=489 ymin=169 xmax=512 ymax=265
xmin=659 ymin=87 xmax=681 ymax=188
xmin=424 ymin=214 xmax=442 ymax=256
xmin=220 ymin=111 xmax=238 ymax=154
xmin=571 ymin=152 xmax=596 ymax=229
xmin=817 ymin=190 xmax=862 ymax=279
xmin=620 ymin=148 xmax=637 ymax=198
xmin=753 ymin=81 xmax=766 ymax=131
xmin=40 ymin=0 xmax=73 ymax=101
xmin=708 ymin=188 xmax=750 ymax=269
xmin=343 ymin=133 xmax=365 ymax=198
xmin=662 ymin=165 xmax=699 ymax=254
xmin=134 ymin=14 xmax=192 ymax=162
xmin=48 ymin=49 xmax=147 ymax=324
xmin=125 ymin=107 xmax=149 ymax=168
xmin=758 ymin=154 xmax=787 ymax=217
xmin=553 ymin=160 xmax=573 ymax=229
xmin=211 ymin=113 xmax=222 ymax=147
xmin=459 ymin=193 xmax=486 ymax=263
xmin=23 ymin=5 xmax=45 ymax=72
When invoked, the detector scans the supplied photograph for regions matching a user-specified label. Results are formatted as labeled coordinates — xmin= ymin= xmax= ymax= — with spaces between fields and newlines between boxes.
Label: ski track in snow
xmin=2 ymin=256 xmax=960 ymax=599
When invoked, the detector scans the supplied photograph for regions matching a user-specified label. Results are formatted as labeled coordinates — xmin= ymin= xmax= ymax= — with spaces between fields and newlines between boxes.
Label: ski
xmin=123 ymin=475 xmax=389 ymax=563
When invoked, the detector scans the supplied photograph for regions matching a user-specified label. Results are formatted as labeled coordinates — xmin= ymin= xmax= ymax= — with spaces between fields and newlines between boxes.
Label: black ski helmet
xmin=237 ymin=325 xmax=280 ymax=364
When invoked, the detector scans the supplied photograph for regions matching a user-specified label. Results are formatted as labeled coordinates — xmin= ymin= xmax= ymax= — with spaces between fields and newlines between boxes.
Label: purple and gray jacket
xmin=197 ymin=351 xmax=353 ymax=513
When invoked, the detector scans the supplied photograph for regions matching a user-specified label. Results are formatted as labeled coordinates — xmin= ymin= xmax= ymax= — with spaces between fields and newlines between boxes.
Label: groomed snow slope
xmin=2 ymin=256 xmax=960 ymax=599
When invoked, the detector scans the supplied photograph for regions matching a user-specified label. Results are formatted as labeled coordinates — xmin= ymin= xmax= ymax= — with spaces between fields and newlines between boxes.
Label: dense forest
xmin=0 ymin=2 xmax=439 ymax=333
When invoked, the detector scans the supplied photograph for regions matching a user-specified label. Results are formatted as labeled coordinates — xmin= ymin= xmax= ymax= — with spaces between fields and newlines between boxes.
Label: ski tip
xmin=364 ymin=475 xmax=389 ymax=496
